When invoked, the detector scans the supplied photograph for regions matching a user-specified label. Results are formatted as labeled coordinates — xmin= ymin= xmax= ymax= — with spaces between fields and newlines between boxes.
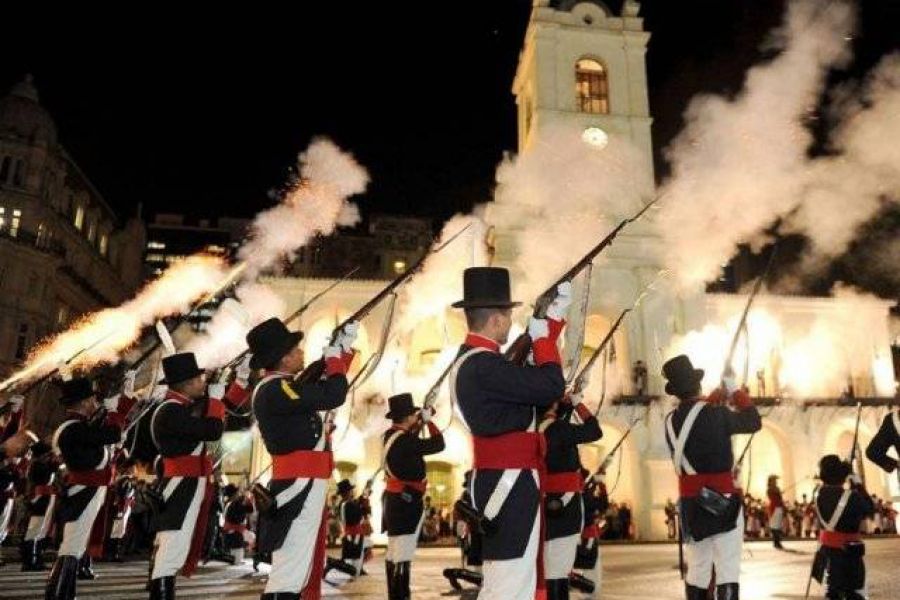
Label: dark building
xmin=144 ymin=213 xmax=250 ymax=278
xmin=0 ymin=76 xmax=145 ymax=376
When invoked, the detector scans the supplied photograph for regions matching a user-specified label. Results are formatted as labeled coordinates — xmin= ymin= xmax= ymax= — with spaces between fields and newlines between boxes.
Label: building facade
xmin=0 ymin=76 xmax=145 ymax=377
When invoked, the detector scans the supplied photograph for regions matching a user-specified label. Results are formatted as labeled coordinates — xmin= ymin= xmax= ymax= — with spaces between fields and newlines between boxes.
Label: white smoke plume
xmin=187 ymin=282 xmax=287 ymax=369
xmin=238 ymin=137 xmax=368 ymax=278
xmin=493 ymin=121 xmax=650 ymax=302
xmin=0 ymin=256 xmax=231 ymax=389
xmin=656 ymin=0 xmax=856 ymax=288
xmin=393 ymin=213 xmax=489 ymax=337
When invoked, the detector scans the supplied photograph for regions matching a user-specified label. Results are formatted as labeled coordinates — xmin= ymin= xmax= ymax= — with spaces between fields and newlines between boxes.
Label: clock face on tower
xmin=582 ymin=126 xmax=609 ymax=149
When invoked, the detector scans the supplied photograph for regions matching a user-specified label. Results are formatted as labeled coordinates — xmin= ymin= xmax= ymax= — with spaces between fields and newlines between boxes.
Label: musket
xmin=220 ymin=266 xmax=360 ymax=373
xmin=297 ymin=224 xmax=470 ymax=384
xmin=505 ymin=198 xmax=659 ymax=365
xmin=849 ymin=400 xmax=864 ymax=481
xmin=572 ymin=308 xmax=629 ymax=400
xmin=563 ymin=263 xmax=594 ymax=383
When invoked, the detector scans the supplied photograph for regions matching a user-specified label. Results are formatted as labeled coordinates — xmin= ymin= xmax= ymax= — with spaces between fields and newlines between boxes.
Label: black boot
xmin=546 ymin=578 xmax=569 ymax=600
xmin=686 ymin=584 xmax=709 ymax=600
xmin=149 ymin=576 xmax=176 ymax=600
xmin=109 ymin=538 xmax=124 ymax=562
xmin=396 ymin=561 xmax=412 ymax=600
xmin=386 ymin=561 xmax=396 ymax=597
xmin=716 ymin=583 xmax=739 ymax=600
xmin=259 ymin=594 xmax=300 ymax=600
xmin=34 ymin=539 xmax=48 ymax=571
xmin=324 ymin=556 xmax=358 ymax=578
xmin=443 ymin=567 xmax=462 ymax=591
xmin=44 ymin=556 xmax=79 ymax=600
xmin=773 ymin=530 xmax=784 ymax=550
xmin=77 ymin=553 xmax=96 ymax=580
xmin=569 ymin=572 xmax=596 ymax=593
xmin=20 ymin=541 xmax=34 ymax=571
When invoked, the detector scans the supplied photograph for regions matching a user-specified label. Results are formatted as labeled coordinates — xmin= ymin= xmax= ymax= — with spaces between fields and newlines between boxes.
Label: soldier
xmin=540 ymin=393 xmax=601 ymax=600
xmin=45 ymin=376 xmax=136 ymax=600
xmin=246 ymin=316 xmax=356 ymax=600
xmin=443 ymin=470 xmax=484 ymax=591
xmin=148 ymin=352 xmax=228 ymax=599
xmin=571 ymin=469 xmax=608 ymax=597
xmin=222 ymin=484 xmax=255 ymax=564
xmin=814 ymin=455 xmax=873 ymax=600
xmin=662 ymin=355 xmax=761 ymax=600
xmin=381 ymin=392 xmax=445 ymax=599
xmin=325 ymin=479 xmax=368 ymax=579
xmin=766 ymin=474 xmax=785 ymax=550
xmin=865 ymin=405 xmax=900 ymax=474
xmin=450 ymin=267 xmax=570 ymax=600
xmin=107 ymin=466 xmax=136 ymax=561
xmin=21 ymin=442 xmax=56 ymax=571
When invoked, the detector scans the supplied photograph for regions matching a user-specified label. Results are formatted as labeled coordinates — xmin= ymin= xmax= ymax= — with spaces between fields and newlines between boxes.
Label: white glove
xmin=150 ymin=385 xmax=168 ymax=402
xmin=546 ymin=281 xmax=573 ymax=321
xmin=123 ymin=369 xmax=138 ymax=398
xmin=528 ymin=317 xmax=550 ymax=341
xmin=722 ymin=375 xmax=739 ymax=395
xmin=420 ymin=406 xmax=434 ymax=423
xmin=8 ymin=395 xmax=24 ymax=411
xmin=103 ymin=395 xmax=120 ymax=412
xmin=568 ymin=391 xmax=584 ymax=406
xmin=323 ymin=345 xmax=342 ymax=360
xmin=207 ymin=383 xmax=226 ymax=400
xmin=335 ymin=321 xmax=360 ymax=353
xmin=849 ymin=472 xmax=862 ymax=486
xmin=236 ymin=355 xmax=252 ymax=383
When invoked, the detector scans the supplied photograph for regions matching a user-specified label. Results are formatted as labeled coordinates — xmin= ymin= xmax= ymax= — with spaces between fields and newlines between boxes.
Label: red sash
xmin=544 ymin=471 xmax=583 ymax=494
xmin=385 ymin=477 xmax=427 ymax=493
xmin=472 ymin=432 xmax=544 ymax=469
xmin=344 ymin=523 xmax=364 ymax=537
xmin=33 ymin=485 xmax=57 ymax=498
xmin=820 ymin=530 xmax=862 ymax=549
xmin=162 ymin=455 xmax=213 ymax=478
xmin=679 ymin=471 xmax=735 ymax=498
xmin=65 ymin=467 xmax=112 ymax=487
xmin=272 ymin=450 xmax=334 ymax=480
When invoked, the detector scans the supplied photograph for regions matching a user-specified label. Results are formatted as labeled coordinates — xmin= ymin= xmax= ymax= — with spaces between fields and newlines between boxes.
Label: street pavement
xmin=1 ymin=538 xmax=898 ymax=599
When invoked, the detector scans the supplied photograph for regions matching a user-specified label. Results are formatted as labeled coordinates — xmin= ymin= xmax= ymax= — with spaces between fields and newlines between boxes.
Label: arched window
xmin=575 ymin=58 xmax=609 ymax=114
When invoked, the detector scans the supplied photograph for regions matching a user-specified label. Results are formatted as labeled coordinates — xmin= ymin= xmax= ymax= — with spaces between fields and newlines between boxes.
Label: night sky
xmin=1 ymin=1 xmax=898 ymax=294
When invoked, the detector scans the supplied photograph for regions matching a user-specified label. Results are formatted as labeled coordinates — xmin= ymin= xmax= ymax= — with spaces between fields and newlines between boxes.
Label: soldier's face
xmin=281 ymin=345 xmax=305 ymax=373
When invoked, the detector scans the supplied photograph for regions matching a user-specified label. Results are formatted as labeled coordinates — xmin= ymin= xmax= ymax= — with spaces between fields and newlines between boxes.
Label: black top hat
xmin=161 ymin=352 xmax=204 ymax=386
xmin=57 ymin=377 xmax=95 ymax=407
xmin=386 ymin=393 xmax=418 ymax=421
xmin=818 ymin=454 xmax=851 ymax=485
xmin=451 ymin=267 xmax=521 ymax=309
xmin=662 ymin=354 xmax=704 ymax=398
xmin=223 ymin=483 xmax=239 ymax=499
xmin=336 ymin=479 xmax=354 ymax=496
xmin=246 ymin=317 xmax=304 ymax=371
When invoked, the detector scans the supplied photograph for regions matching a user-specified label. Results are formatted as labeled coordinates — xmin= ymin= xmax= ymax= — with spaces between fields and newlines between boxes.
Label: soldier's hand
xmin=103 ymin=395 xmax=120 ymax=412
xmin=1 ymin=429 xmax=34 ymax=458
xmin=546 ymin=281 xmax=573 ymax=321
xmin=420 ymin=406 xmax=434 ymax=423
xmin=207 ymin=383 xmax=227 ymax=401
xmin=123 ymin=369 xmax=138 ymax=398
xmin=527 ymin=317 xmax=550 ymax=341
xmin=236 ymin=355 xmax=253 ymax=384
xmin=848 ymin=472 xmax=862 ymax=486
xmin=8 ymin=394 xmax=24 ymax=411
xmin=722 ymin=374 xmax=739 ymax=395
xmin=336 ymin=321 xmax=360 ymax=353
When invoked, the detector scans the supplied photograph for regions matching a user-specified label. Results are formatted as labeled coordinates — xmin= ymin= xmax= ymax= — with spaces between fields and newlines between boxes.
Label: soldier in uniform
xmin=814 ymin=455 xmax=873 ymax=600
xmin=381 ymin=392 xmax=445 ymax=599
xmin=107 ymin=466 xmax=136 ymax=561
xmin=571 ymin=468 xmax=608 ymax=597
xmin=540 ymin=393 xmax=601 ymax=600
xmin=444 ymin=470 xmax=484 ymax=591
xmin=246 ymin=316 xmax=356 ymax=600
xmin=450 ymin=267 xmax=570 ymax=600
xmin=148 ymin=352 xmax=228 ymax=599
xmin=325 ymin=479 xmax=368 ymax=579
xmin=222 ymin=484 xmax=255 ymax=564
xmin=865 ymin=406 xmax=900 ymax=474
xmin=45 ymin=376 xmax=136 ymax=600
xmin=766 ymin=474 xmax=785 ymax=550
xmin=21 ymin=442 xmax=57 ymax=571
xmin=662 ymin=355 xmax=761 ymax=600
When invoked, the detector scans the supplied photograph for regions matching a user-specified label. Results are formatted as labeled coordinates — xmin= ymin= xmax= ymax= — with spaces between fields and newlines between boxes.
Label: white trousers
xmin=110 ymin=504 xmax=132 ymax=539
xmin=24 ymin=495 xmax=57 ymax=542
xmin=265 ymin=478 xmax=328 ymax=594
xmin=152 ymin=482 xmax=205 ymax=579
xmin=58 ymin=488 xmax=106 ymax=557
xmin=0 ymin=498 xmax=13 ymax=544
xmin=385 ymin=510 xmax=426 ymax=563
xmin=769 ymin=507 xmax=784 ymax=531
xmin=544 ymin=533 xmax=579 ymax=579
xmin=478 ymin=506 xmax=539 ymax=600
xmin=686 ymin=513 xmax=744 ymax=587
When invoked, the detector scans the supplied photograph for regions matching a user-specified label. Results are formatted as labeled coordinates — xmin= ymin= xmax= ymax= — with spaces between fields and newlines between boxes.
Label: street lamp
xmin=582 ymin=126 xmax=609 ymax=149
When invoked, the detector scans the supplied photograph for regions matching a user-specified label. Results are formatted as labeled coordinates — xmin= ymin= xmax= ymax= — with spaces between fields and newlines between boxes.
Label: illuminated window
xmin=57 ymin=305 xmax=69 ymax=326
xmin=87 ymin=219 xmax=96 ymax=242
xmin=425 ymin=462 xmax=454 ymax=510
xmin=10 ymin=209 xmax=21 ymax=238
xmin=99 ymin=233 xmax=108 ymax=256
xmin=145 ymin=253 xmax=165 ymax=262
xmin=36 ymin=223 xmax=46 ymax=247
xmin=0 ymin=207 xmax=5 ymax=230
xmin=147 ymin=241 xmax=166 ymax=250
xmin=74 ymin=205 xmax=84 ymax=230
xmin=576 ymin=59 xmax=609 ymax=114
xmin=393 ymin=260 xmax=407 ymax=274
